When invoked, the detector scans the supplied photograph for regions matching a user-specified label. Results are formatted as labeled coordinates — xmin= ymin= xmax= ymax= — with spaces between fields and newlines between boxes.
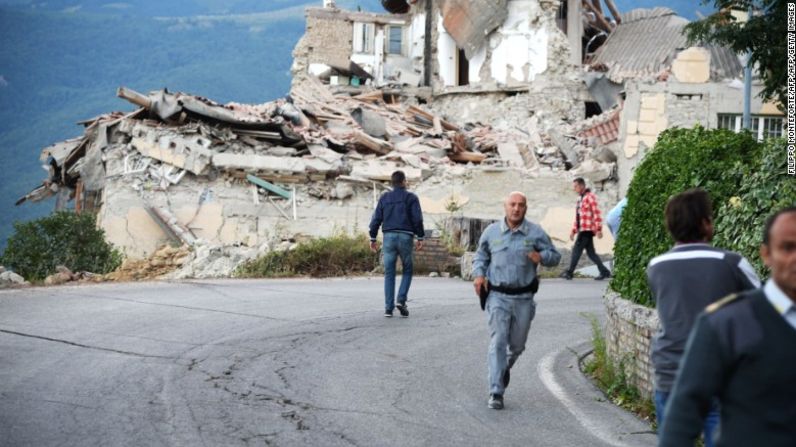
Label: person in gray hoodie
xmin=647 ymin=189 xmax=760 ymax=446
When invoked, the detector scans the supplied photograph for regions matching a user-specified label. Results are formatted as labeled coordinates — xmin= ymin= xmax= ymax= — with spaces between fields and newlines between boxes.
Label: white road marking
xmin=538 ymin=350 xmax=634 ymax=447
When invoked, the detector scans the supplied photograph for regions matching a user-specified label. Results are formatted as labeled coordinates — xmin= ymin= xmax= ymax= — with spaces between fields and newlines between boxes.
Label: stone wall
xmin=616 ymin=79 xmax=775 ymax=196
xmin=292 ymin=14 xmax=354 ymax=80
xmin=412 ymin=237 xmax=460 ymax=274
xmin=603 ymin=289 xmax=659 ymax=398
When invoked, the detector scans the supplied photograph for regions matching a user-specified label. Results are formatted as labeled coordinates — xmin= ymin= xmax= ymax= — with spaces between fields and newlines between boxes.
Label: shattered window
xmin=388 ymin=26 xmax=403 ymax=55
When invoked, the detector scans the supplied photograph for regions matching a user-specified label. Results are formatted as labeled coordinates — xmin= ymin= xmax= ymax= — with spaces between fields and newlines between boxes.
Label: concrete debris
xmin=23 ymin=78 xmax=579 ymax=212
xmin=165 ymin=243 xmax=261 ymax=279
xmin=0 ymin=268 xmax=29 ymax=288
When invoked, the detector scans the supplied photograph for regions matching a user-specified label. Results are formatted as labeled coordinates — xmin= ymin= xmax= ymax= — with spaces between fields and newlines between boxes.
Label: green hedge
xmin=611 ymin=127 xmax=763 ymax=306
xmin=236 ymin=233 xmax=379 ymax=278
xmin=1 ymin=211 xmax=122 ymax=281
xmin=713 ymin=138 xmax=796 ymax=277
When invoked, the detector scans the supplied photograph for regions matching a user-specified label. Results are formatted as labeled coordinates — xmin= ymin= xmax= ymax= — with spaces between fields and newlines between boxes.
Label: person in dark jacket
xmin=648 ymin=189 xmax=760 ymax=447
xmin=369 ymin=171 xmax=425 ymax=318
xmin=659 ymin=207 xmax=796 ymax=447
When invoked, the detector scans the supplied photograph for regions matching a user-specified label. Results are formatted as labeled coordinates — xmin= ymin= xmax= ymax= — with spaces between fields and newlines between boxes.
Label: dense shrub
xmin=611 ymin=127 xmax=762 ymax=306
xmin=1 ymin=211 xmax=122 ymax=281
xmin=713 ymin=138 xmax=796 ymax=278
xmin=236 ymin=233 xmax=379 ymax=278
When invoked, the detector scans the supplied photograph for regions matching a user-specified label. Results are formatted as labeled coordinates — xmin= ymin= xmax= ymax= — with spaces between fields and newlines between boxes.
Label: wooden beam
xmin=449 ymin=151 xmax=487 ymax=163
xmin=603 ymin=0 xmax=621 ymax=24
xmin=351 ymin=130 xmax=393 ymax=155
xmin=582 ymin=0 xmax=612 ymax=32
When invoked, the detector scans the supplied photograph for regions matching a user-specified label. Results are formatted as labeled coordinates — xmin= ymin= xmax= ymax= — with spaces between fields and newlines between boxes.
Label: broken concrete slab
xmin=497 ymin=142 xmax=526 ymax=168
xmin=213 ymin=153 xmax=307 ymax=174
xmin=350 ymin=160 xmax=422 ymax=182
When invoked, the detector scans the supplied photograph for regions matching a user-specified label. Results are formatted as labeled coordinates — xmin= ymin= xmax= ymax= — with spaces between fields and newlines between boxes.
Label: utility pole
xmin=742 ymin=5 xmax=753 ymax=130
xmin=424 ymin=0 xmax=433 ymax=87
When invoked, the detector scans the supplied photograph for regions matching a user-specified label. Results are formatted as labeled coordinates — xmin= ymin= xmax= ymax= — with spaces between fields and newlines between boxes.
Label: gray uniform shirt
xmin=472 ymin=219 xmax=561 ymax=298
xmin=647 ymin=243 xmax=761 ymax=392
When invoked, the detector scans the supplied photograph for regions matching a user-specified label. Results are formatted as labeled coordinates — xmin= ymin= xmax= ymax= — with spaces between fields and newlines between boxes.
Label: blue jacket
xmin=369 ymin=187 xmax=425 ymax=241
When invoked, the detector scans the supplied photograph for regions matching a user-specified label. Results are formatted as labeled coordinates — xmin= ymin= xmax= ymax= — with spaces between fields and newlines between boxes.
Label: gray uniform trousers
xmin=486 ymin=291 xmax=536 ymax=396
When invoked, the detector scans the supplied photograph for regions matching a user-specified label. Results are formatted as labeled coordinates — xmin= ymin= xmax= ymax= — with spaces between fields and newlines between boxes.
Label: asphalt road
xmin=0 ymin=277 xmax=657 ymax=447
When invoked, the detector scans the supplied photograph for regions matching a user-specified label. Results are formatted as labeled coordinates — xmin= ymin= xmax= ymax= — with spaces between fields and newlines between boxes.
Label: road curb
xmin=538 ymin=341 xmax=657 ymax=447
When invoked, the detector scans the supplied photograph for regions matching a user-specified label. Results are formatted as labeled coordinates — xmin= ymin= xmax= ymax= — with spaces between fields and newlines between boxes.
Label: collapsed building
xmin=16 ymin=1 xmax=783 ymax=277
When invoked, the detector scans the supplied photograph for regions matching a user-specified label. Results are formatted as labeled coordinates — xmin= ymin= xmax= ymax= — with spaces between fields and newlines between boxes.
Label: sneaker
xmin=384 ymin=310 xmax=393 ymax=317
xmin=502 ymin=367 xmax=510 ymax=388
xmin=488 ymin=394 xmax=504 ymax=410
xmin=559 ymin=271 xmax=573 ymax=280
xmin=595 ymin=272 xmax=611 ymax=281
xmin=396 ymin=303 xmax=409 ymax=318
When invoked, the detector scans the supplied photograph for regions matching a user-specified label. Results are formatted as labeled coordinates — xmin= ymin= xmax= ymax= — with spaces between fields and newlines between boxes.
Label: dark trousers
xmin=567 ymin=231 xmax=610 ymax=275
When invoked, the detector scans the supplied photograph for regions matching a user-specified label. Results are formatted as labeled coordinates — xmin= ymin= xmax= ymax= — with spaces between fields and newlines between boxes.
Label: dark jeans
xmin=655 ymin=390 xmax=719 ymax=447
xmin=566 ymin=231 xmax=610 ymax=275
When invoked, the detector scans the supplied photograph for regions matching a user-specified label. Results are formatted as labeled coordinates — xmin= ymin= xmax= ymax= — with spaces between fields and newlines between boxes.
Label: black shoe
xmin=559 ymin=271 xmax=573 ymax=280
xmin=396 ymin=303 xmax=409 ymax=318
xmin=595 ymin=272 xmax=611 ymax=281
xmin=384 ymin=310 xmax=393 ymax=317
xmin=502 ymin=367 xmax=510 ymax=388
xmin=488 ymin=394 xmax=504 ymax=410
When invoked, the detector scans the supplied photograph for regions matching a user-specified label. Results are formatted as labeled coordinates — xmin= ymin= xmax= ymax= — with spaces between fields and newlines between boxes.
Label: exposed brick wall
xmin=301 ymin=15 xmax=354 ymax=68
xmin=604 ymin=290 xmax=659 ymax=398
xmin=413 ymin=237 xmax=460 ymax=273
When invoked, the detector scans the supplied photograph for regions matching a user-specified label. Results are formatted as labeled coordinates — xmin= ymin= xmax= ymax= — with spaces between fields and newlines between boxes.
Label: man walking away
xmin=649 ymin=189 xmax=760 ymax=447
xmin=659 ymin=207 xmax=796 ymax=447
xmin=472 ymin=191 xmax=561 ymax=410
xmin=560 ymin=177 xmax=611 ymax=280
xmin=369 ymin=171 xmax=425 ymax=318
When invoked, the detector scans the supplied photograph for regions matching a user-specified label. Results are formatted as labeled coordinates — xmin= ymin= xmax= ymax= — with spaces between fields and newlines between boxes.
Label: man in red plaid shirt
xmin=560 ymin=177 xmax=612 ymax=280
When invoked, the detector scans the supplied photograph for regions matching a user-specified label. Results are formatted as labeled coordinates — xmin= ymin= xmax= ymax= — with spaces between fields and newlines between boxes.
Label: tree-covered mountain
xmin=0 ymin=0 xmax=712 ymax=252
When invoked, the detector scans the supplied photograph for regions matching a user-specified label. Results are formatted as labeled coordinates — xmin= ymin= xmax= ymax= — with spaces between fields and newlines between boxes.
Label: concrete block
xmin=672 ymin=47 xmax=710 ymax=84
xmin=497 ymin=142 xmax=526 ymax=168
xmin=637 ymin=121 xmax=658 ymax=136
xmin=640 ymin=93 xmax=665 ymax=112
xmin=626 ymin=120 xmax=638 ymax=135
xmin=624 ymin=135 xmax=640 ymax=159
xmin=638 ymin=108 xmax=657 ymax=123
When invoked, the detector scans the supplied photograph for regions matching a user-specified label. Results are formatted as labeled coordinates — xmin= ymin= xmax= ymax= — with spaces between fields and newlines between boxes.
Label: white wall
xmin=436 ymin=0 xmax=551 ymax=87
xmin=490 ymin=0 xmax=549 ymax=84
xmin=437 ymin=13 xmax=458 ymax=87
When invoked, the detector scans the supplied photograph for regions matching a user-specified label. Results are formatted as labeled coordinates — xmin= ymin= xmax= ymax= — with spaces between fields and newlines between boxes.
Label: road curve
xmin=0 ymin=277 xmax=656 ymax=446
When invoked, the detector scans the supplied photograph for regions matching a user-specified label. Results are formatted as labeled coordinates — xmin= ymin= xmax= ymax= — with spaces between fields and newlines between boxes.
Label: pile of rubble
xmin=19 ymin=76 xmax=617 ymax=209
xmin=43 ymin=265 xmax=100 ymax=286
xmin=104 ymin=245 xmax=192 ymax=281
xmin=16 ymin=73 xmax=618 ymax=269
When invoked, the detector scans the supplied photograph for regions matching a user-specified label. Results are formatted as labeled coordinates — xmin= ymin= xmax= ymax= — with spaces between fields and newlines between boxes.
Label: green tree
xmin=684 ymin=0 xmax=786 ymax=108
xmin=611 ymin=127 xmax=762 ymax=306
xmin=1 ymin=211 xmax=122 ymax=281
xmin=713 ymin=138 xmax=796 ymax=278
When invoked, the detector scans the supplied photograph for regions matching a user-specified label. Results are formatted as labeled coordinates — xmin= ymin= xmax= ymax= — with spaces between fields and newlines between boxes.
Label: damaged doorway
xmin=457 ymin=48 xmax=469 ymax=86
